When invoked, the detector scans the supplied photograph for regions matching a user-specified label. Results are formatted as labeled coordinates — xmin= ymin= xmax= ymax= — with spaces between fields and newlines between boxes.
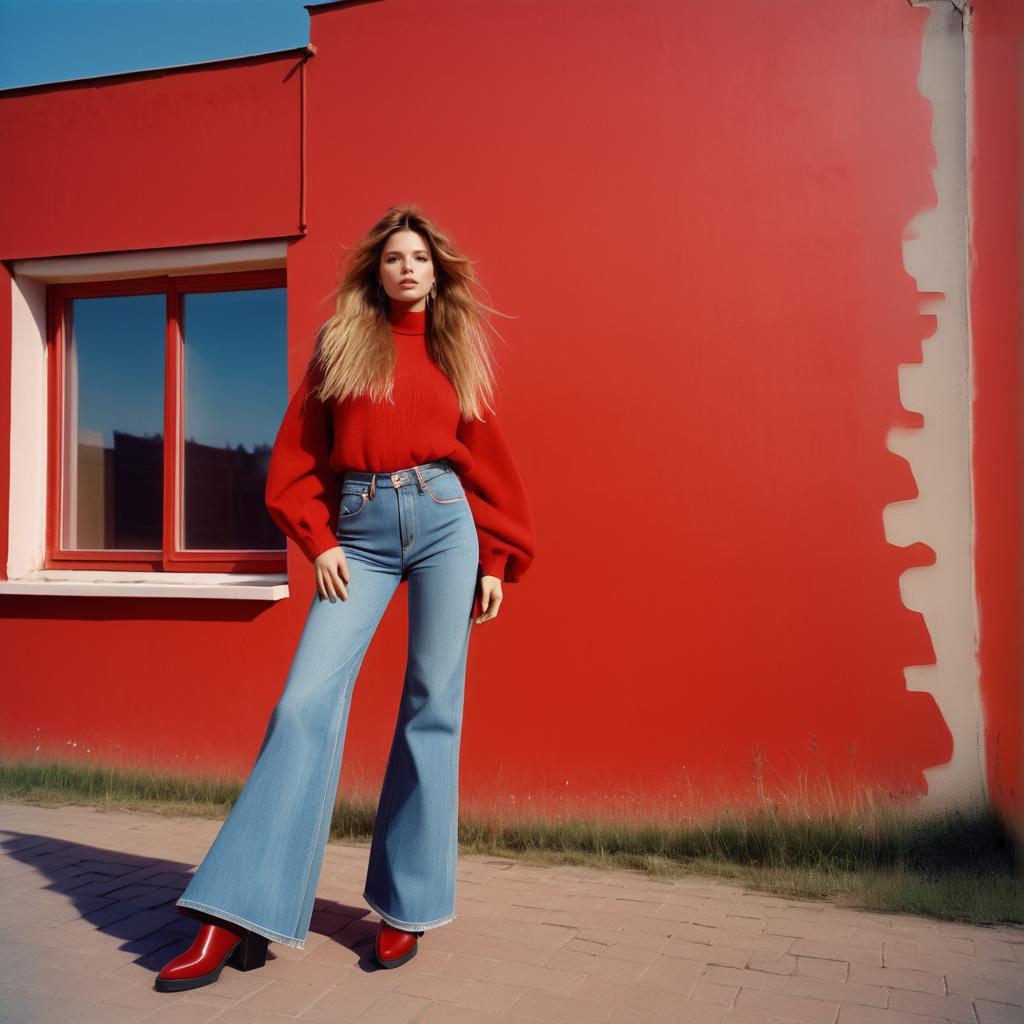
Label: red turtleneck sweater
xmin=265 ymin=305 xmax=536 ymax=583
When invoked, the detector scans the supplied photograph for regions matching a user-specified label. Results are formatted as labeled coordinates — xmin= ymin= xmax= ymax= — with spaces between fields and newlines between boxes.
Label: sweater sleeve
xmin=456 ymin=411 xmax=537 ymax=583
xmin=265 ymin=360 xmax=342 ymax=563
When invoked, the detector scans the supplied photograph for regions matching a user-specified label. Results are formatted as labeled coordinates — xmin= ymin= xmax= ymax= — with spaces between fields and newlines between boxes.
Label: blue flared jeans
xmin=176 ymin=459 xmax=479 ymax=948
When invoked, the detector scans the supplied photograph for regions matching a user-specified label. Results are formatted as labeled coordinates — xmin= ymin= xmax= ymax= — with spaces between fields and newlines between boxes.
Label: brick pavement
xmin=0 ymin=800 xmax=1021 ymax=1024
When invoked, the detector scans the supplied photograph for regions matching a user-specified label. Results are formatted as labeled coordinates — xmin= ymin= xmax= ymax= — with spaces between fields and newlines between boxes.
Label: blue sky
xmin=0 ymin=0 xmax=321 ymax=92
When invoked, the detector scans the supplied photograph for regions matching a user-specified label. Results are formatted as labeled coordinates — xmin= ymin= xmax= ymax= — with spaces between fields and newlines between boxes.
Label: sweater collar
xmin=388 ymin=303 xmax=427 ymax=335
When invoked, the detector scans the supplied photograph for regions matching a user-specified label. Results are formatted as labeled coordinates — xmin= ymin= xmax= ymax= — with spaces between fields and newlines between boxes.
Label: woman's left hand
xmin=473 ymin=575 xmax=502 ymax=624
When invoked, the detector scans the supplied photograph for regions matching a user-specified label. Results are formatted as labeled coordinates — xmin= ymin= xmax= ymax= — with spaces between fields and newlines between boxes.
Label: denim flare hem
xmin=362 ymin=889 xmax=456 ymax=931
xmin=173 ymin=460 xmax=477 ymax=951
xmin=176 ymin=898 xmax=307 ymax=949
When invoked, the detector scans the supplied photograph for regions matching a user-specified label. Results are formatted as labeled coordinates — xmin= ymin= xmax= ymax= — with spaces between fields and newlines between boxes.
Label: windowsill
xmin=0 ymin=569 xmax=290 ymax=601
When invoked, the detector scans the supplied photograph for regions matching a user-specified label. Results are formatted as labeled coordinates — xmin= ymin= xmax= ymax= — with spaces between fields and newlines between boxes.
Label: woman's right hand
xmin=314 ymin=546 xmax=351 ymax=602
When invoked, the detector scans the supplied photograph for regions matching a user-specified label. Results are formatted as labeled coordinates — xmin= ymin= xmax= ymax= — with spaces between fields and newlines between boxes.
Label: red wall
xmin=0 ymin=52 xmax=305 ymax=258
xmin=968 ymin=0 xmax=1023 ymax=831
xmin=0 ymin=0 xmax=1016 ymax=826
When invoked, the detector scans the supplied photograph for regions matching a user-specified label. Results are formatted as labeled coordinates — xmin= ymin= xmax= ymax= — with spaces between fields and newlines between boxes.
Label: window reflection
xmin=182 ymin=287 xmax=287 ymax=551
xmin=62 ymin=293 xmax=165 ymax=550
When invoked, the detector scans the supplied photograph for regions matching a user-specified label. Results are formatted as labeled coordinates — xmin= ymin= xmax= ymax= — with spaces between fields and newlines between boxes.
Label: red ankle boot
xmin=155 ymin=920 xmax=269 ymax=992
xmin=374 ymin=920 xmax=424 ymax=968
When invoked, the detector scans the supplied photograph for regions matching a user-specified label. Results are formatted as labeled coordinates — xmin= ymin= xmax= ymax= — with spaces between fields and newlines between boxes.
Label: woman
xmin=155 ymin=205 xmax=536 ymax=992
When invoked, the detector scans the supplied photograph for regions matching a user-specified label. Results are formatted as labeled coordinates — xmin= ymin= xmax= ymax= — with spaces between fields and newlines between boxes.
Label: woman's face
xmin=378 ymin=229 xmax=435 ymax=311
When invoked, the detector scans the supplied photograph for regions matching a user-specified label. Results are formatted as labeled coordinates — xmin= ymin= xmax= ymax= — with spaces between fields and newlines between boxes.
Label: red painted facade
xmin=968 ymin=0 xmax=1023 ymax=834
xmin=0 ymin=0 xmax=1018 ymax=831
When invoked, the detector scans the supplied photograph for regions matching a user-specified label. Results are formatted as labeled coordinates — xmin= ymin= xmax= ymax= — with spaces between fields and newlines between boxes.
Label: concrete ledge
xmin=0 ymin=569 xmax=290 ymax=601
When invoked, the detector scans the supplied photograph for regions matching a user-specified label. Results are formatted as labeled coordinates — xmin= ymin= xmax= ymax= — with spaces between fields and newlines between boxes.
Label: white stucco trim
xmin=8 ymin=272 xmax=48 ymax=579
xmin=6 ymin=239 xmax=291 ymax=601
xmin=11 ymin=239 xmax=289 ymax=283
xmin=0 ymin=569 xmax=288 ymax=600
xmin=886 ymin=1 xmax=983 ymax=809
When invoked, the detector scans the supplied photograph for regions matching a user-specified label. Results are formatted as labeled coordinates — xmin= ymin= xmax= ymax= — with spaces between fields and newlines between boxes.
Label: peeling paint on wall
xmin=890 ymin=1 xmax=984 ymax=810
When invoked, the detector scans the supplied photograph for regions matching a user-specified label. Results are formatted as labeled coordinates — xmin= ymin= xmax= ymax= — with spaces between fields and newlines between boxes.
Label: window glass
xmin=181 ymin=287 xmax=287 ymax=551
xmin=62 ymin=293 xmax=165 ymax=550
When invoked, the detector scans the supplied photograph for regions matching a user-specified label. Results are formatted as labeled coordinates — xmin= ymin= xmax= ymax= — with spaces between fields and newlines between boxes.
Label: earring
xmin=428 ymin=281 xmax=437 ymax=302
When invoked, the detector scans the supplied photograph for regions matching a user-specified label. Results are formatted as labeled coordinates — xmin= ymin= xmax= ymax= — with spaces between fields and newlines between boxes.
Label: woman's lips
xmin=400 ymin=281 xmax=417 ymax=287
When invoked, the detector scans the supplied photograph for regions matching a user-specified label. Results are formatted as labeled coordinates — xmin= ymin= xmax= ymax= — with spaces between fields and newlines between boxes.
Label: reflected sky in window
xmin=72 ymin=287 xmax=287 ymax=453
xmin=72 ymin=293 xmax=165 ymax=447
xmin=183 ymin=287 xmax=286 ymax=451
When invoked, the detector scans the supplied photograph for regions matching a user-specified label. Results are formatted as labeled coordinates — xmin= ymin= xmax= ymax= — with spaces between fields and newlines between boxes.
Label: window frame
xmin=45 ymin=268 xmax=288 ymax=574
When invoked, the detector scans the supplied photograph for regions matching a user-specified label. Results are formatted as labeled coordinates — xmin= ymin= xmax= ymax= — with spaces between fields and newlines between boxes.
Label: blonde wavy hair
xmin=307 ymin=204 xmax=509 ymax=422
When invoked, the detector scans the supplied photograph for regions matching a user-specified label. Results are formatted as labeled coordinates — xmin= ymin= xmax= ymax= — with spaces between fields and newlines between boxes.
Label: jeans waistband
xmin=342 ymin=458 xmax=454 ymax=494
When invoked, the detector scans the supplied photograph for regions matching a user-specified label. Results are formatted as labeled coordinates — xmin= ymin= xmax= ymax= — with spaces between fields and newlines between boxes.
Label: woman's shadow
xmin=1 ymin=828 xmax=380 ymax=978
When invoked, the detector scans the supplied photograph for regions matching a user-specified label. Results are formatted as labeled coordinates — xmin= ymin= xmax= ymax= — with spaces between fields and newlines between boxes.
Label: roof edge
xmin=0 ymin=43 xmax=315 ymax=99
xmin=304 ymin=0 xmax=385 ymax=15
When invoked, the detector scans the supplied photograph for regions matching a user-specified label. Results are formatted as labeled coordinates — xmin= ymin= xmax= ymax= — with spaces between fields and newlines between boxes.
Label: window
xmin=46 ymin=269 xmax=288 ymax=572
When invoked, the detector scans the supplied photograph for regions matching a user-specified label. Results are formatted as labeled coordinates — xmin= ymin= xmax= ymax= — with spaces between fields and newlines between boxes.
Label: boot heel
xmin=229 ymin=931 xmax=269 ymax=971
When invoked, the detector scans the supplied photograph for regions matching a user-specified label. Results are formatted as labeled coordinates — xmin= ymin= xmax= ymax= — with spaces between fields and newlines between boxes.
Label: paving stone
xmin=449 ymin=976 xmax=528 ymax=1011
xmin=481 ymin=958 xmax=587 ymax=996
xmin=834 ymin=1004 xmax=951 ymax=1024
xmin=791 ymin=937 xmax=883 ymax=966
xmin=711 ymin=932 xmax=796 ymax=955
xmin=974 ymin=997 xmax=1024 ymax=1024
xmin=435 ymin=951 xmax=503 ymax=980
xmin=301 ymin=985 xmax=381 ymax=1021
xmin=886 ymin=987 xmax=978 ymax=1021
xmin=734 ymin=986 xmax=838 ymax=1024
xmin=572 ymin=972 xmax=688 ymax=1015
xmin=746 ymin=952 xmax=798 ymax=975
xmin=664 ymin=938 xmax=751 ymax=967
xmin=0 ymin=985 xmax=81 ymax=1023
xmin=691 ymin=979 xmax=741 ymax=1006
xmin=63 ymin=1003 xmax=151 ymax=1023
xmin=345 ymin=989 xmax=432 ymax=1023
xmin=884 ymin=948 xmax=1024 ymax=984
xmin=943 ymin=971 xmax=1024 ymax=1006
xmin=146 ymin=1001 xmax=225 ymax=1022
xmin=847 ymin=961 xmax=946 ymax=996
xmin=780 ymin=973 xmax=887 ymax=1009
xmin=234 ymin=978 xmax=335 ymax=1015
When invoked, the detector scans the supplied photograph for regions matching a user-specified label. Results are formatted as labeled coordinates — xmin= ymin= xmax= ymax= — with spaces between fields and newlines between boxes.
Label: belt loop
xmin=413 ymin=465 xmax=426 ymax=493
xmin=369 ymin=473 xmax=376 ymax=500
